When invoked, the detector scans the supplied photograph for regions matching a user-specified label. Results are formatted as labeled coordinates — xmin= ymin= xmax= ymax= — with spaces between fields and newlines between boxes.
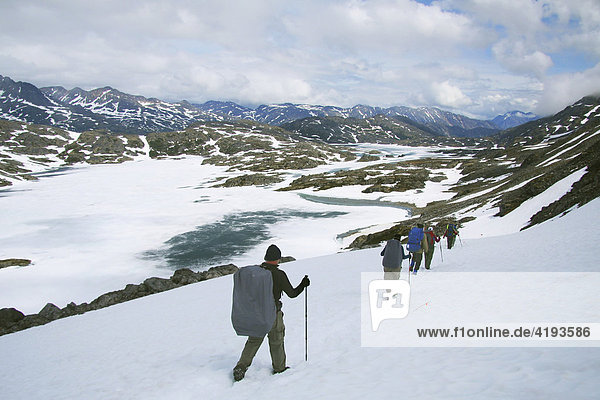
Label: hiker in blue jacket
xmin=407 ymin=223 xmax=428 ymax=275
xmin=380 ymin=235 xmax=410 ymax=280
xmin=444 ymin=224 xmax=459 ymax=249
xmin=233 ymin=244 xmax=309 ymax=382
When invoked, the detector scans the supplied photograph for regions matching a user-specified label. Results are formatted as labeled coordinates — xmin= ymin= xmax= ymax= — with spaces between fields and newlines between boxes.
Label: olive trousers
xmin=235 ymin=310 xmax=286 ymax=373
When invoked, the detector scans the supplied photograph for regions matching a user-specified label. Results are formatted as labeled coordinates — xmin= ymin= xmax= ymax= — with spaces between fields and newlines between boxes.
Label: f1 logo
xmin=369 ymin=280 xmax=411 ymax=331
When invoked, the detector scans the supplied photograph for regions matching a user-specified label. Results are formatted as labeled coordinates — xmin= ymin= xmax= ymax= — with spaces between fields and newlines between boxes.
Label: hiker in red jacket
xmin=424 ymin=227 xmax=440 ymax=270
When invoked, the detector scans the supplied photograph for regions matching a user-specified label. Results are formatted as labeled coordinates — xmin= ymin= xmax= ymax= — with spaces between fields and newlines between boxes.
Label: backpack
xmin=407 ymin=227 xmax=424 ymax=252
xmin=447 ymin=224 xmax=457 ymax=236
xmin=231 ymin=265 xmax=277 ymax=337
xmin=425 ymin=231 xmax=436 ymax=247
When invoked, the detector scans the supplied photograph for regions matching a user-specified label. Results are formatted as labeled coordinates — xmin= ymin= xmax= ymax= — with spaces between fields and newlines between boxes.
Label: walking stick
xmin=458 ymin=234 xmax=463 ymax=247
xmin=304 ymin=285 xmax=308 ymax=362
xmin=408 ymin=255 xmax=412 ymax=285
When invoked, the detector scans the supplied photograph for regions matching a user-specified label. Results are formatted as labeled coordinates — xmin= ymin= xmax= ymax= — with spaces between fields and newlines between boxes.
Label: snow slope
xmin=1 ymin=197 xmax=598 ymax=400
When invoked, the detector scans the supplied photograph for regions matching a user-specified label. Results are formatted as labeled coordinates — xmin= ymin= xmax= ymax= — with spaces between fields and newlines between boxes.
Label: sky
xmin=1 ymin=0 xmax=599 ymax=119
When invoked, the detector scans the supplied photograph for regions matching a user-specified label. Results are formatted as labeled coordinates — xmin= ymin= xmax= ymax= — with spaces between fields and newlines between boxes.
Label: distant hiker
xmin=424 ymin=227 xmax=440 ymax=270
xmin=406 ymin=223 xmax=428 ymax=275
xmin=443 ymin=223 xmax=459 ymax=249
xmin=232 ymin=244 xmax=310 ymax=382
xmin=380 ymin=235 xmax=410 ymax=280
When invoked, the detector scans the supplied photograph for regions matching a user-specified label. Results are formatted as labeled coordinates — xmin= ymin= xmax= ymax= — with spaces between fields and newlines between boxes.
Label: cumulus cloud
xmin=0 ymin=0 xmax=599 ymax=118
xmin=537 ymin=62 xmax=600 ymax=116
xmin=492 ymin=40 xmax=554 ymax=79
xmin=429 ymin=80 xmax=473 ymax=108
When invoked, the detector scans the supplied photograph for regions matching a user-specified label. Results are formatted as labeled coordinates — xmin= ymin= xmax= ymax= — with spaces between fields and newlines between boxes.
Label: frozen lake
xmin=1 ymin=154 xmax=422 ymax=313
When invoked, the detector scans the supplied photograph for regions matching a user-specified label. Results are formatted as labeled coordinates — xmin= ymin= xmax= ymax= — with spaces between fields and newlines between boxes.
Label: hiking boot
xmin=233 ymin=366 xmax=246 ymax=382
xmin=412 ymin=269 xmax=418 ymax=275
xmin=273 ymin=366 xmax=290 ymax=375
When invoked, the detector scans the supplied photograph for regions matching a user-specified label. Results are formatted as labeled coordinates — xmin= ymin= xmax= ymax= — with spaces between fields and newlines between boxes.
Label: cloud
xmin=438 ymin=0 xmax=546 ymax=35
xmin=492 ymin=40 xmax=554 ymax=79
xmin=0 ymin=0 xmax=599 ymax=119
xmin=290 ymin=0 xmax=491 ymax=56
xmin=537 ymin=62 xmax=600 ymax=116
xmin=429 ymin=80 xmax=473 ymax=108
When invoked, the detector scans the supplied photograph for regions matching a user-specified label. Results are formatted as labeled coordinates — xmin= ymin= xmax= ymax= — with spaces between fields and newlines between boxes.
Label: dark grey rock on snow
xmin=0 ymin=263 xmax=241 ymax=337
xmin=0 ymin=308 xmax=25 ymax=328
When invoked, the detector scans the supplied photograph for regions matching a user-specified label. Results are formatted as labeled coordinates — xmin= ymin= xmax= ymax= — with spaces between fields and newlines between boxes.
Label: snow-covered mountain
xmin=492 ymin=110 xmax=538 ymax=130
xmin=2 ymin=75 xmax=530 ymax=137
xmin=279 ymin=114 xmax=483 ymax=144
xmin=196 ymin=100 xmax=503 ymax=137
xmin=0 ymin=75 xmax=222 ymax=134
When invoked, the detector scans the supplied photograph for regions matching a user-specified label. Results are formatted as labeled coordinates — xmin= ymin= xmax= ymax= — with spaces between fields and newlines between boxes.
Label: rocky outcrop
xmin=0 ymin=263 xmax=239 ymax=337
xmin=214 ymin=173 xmax=284 ymax=187
xmin=0 ymin=259 xmax=32 ymax=269
xmin=61 ymin=130 xmax=146 ymax=164
xmin=0 ymin=308 xmax=25 ymax=329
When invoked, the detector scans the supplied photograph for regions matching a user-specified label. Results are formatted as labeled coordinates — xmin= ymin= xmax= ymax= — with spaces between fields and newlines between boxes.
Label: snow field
xmin=1 ymin=196 xmax=599 ymax=399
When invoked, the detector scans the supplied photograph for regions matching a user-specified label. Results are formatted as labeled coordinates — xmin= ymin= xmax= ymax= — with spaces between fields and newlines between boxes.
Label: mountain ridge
xmin=1 ymin=75 xmax=537 ymax=136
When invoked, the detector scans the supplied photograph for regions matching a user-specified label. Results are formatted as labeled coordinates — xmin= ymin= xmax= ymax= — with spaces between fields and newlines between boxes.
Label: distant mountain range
xmin=1 ymin=75 xmax=538 ymax=137
xmin=1 ymin=92 xmax=598 ymax=234
xmin=193 ymin=101 xmax=510 ymax=138
xmin=491 ymin=111 xmax=538 ymax=130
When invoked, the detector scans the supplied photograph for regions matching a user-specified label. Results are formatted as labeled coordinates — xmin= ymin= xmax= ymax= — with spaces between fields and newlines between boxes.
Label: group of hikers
xmin=229 ymin=223 xmax=460 ymax=382
xmin=380 ymin=222 xmax=460 ymax=278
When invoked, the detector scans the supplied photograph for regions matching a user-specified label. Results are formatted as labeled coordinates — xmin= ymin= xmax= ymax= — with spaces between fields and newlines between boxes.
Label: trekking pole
xmin=408 ymin=255 xmax=412 ymax=285
xmin=304 ymin=286 xmax=308 ymax=362
xmin=458 ymin=234 xmax=463 ymax=248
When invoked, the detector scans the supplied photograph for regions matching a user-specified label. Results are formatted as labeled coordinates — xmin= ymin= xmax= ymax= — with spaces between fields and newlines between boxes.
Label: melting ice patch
xmin=144 ymin=209 xmax=346 ymax=269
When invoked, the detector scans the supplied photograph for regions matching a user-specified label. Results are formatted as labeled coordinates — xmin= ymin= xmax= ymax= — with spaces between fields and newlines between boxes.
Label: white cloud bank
xmin=0 ymin=0 xmax=599 ymax=118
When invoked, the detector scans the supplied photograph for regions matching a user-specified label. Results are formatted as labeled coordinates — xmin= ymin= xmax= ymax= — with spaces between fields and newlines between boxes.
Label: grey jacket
xmin=380 ymin=239 xmax=410 ymax=270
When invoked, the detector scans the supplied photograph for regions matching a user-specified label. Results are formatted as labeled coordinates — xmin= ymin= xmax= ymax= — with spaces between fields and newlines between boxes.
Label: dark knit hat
xmin=264 ymin=244 xmax=282 ymax=261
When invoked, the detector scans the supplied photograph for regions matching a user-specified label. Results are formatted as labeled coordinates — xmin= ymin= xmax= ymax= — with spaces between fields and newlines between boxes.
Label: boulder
xmin=201 ymin=264 xmax=238 ymax=280
xmin=0 ymin=308 xmax=25 ymax=328
xmin=143 ymin=277 xmax=177 ymax=293
xmin=171 ymin=268 xmax=201 ymax=285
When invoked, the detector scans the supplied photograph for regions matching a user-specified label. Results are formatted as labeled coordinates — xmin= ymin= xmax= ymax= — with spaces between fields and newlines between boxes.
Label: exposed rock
xmin=358 ymin=153 xmax=380 ymax=162
xmin=143 ymin=277 xmax=178 ymax=293
xmin=170 ymin=268 xmax=202 ymax=285
xmin=0 ymin=262 xmax=241 ymax=337
xmin=201 ymin=264 xmax=238 ymax=280
xmin=215 ymin=173 xmax=283 ymax=188
xmin=38 ymin=303 xmax=63 ymax=320
xmin=0 ymin=259 xmax=32 ymax=269
xmin=0 ymin=308 xmax=25 ymax=328
xmin=279 ymin=163 xmax=430 ymax=193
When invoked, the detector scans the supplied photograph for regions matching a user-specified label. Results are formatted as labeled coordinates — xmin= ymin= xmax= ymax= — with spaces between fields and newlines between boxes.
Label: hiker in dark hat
xmin=233 ymin=244 xmax=310 ymax=381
